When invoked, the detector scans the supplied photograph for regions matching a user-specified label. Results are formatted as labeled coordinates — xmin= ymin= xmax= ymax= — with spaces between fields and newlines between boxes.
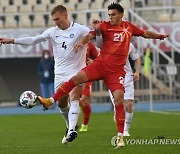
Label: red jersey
xmin=91 ymin=21 xmax=144 ymax=67
xmin=86 ymin=42 xmax=98 ymax=64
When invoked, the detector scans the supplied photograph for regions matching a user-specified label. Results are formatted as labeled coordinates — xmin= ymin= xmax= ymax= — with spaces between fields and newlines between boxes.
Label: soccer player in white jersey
xmin=0 ymin=5 xmax=90 ymax=144
xmin=109 ymin=43 xmax=140 ymax=136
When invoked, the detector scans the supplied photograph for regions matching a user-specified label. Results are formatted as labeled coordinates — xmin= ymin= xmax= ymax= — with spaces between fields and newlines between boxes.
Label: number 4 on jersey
xmin=62 ymin=42 xmax=67 ymax=49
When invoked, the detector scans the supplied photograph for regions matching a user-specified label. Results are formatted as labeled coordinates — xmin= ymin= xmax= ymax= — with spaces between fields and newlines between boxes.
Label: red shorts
xmin=82 ymin=81 xmax=93 ymax=97
xmin=82 ymin=59 xmax=125 ymax=92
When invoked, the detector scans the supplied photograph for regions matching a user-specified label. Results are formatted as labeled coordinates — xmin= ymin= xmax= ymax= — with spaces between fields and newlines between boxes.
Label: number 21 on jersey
xmin=113 ymin=33 xmax=124 ymax=42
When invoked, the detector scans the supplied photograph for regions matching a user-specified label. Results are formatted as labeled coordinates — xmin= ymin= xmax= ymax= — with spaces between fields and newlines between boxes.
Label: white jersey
xmin=14 ymin=22 xmax=90 ymax=90
xmin=124 ymin=43 xmax=139 ymax=86
xmin=40 ymin=22 xmax=90 ymax=76
xmin=14 ymin=22 xmax=89 ymax=76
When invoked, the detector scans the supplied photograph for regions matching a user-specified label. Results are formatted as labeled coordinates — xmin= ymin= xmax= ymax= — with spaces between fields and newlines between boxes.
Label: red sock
xmin=82 ymin=104 xmax=91 ymax=125
xmin=52 ymin=79 xmax=77 ymax=102
xmin=115 ymin=104 xmax=125 ymax=133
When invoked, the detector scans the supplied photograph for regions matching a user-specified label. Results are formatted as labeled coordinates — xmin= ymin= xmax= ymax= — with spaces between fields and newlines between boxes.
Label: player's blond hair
xmin=51 ymin=5 xmax=67 ymax=15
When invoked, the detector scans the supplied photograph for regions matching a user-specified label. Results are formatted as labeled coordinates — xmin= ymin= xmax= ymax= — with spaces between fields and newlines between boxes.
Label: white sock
xmin=118 ymin=133 xmax=123 ymax=137
xmin=124 ymin=112 xmax=133 ymax=132
xmin=50 ymin=97 xmax=55 ymax=103
xmin=68 ymin=100 xmax=80 ymax=132
xmin=59 ymin=104 xmax=70 ymax=128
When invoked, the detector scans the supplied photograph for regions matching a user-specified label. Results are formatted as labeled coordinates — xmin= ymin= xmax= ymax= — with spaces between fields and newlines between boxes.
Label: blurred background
xmin=0 ymin=0 xmax=179 ymax=112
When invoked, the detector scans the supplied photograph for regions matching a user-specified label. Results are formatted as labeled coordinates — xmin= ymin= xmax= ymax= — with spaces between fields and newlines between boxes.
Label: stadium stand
xmin=33 ymin=4 xmax=48 ymax=12
xmin=32 ymin=15 xmax=46 ymax=28
xmin=76 ymin=2 xmax=90 ymax=10
xmin=90 ymin=0 xmax=104 ymax=9
xmin=4 ymin=5 xmax=18 ymax=13
xmin=0 ymin=20 xmax=3 ymax=29
xmin=172 ymin=12 xmax=180 ymax=21
xmin=0 ymin=0 xmax=9 ymax=6
xmin=19 ymin=4 xmax=33 ymax=13
xmin=0 ymin=6 xmax=2 ymax=13
xmin=157 ymin=13 xmax=170 ymax=22
xmin=13 ymin=0 xmax=23 ymax=6
xmin=76 ymin=13 xmax=87 ymax=25
xmin=174 ymin=0 xmax=180 ymax=5
xmin=19 ymin=15 xmax=32 ymax=28
xmin=48 ymin=4 xmax=59 ymax=12
xmin=88 ymin=12 xmax=101 ymax=25
xmin=26 ymin=0 xmax=38 ymax=5
xmin=41 ymin=0 xmax=55 ymax=5
xmin=4 ymin=16 xmax=17 ymax=29
xmin=63 ymin=2 xmax=76 ymax=11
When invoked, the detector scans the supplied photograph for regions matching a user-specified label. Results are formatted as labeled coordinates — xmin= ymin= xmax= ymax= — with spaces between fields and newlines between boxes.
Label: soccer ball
xmin=111 ymin=136 xmax=118 ymax=148
xmin=19 ymin=91 xmax=37 ymax=109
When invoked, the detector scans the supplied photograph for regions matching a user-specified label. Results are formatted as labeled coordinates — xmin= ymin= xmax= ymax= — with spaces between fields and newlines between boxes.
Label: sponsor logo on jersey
xmin=70 ymin=34 xmax=74 ymax=38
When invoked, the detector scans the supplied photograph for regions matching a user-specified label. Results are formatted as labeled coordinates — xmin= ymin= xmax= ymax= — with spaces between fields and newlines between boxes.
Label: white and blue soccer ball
xmin=19 ymin=91 xmax=37 ymax=109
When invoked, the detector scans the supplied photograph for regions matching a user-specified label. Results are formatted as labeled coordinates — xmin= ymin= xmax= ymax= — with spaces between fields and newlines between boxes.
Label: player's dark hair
xmin=108 ymin=2 xmax=124 ymax=13
xmin=51 ymin=5 xmax=67 ymax=15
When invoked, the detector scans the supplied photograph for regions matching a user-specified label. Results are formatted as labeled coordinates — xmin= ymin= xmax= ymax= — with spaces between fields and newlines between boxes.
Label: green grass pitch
xmin=0 ymin=111 xmax=180 ymax=154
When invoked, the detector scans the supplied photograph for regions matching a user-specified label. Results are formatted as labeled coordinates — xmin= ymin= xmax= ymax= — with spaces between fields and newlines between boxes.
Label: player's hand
xmin=0 ymin=38 xmax=14 ymax=46
xmin=133 ymin=72 xmax=140 ymax=81
xmin=74 ymin=42 xmax=83 ymax=53
xmin=92 ymin=19 xmax=100 ymax=29
xmin=159 ymin=34 xmax=170 ymax=40
xmin=92 ymin=19 xmax=101 ymax=36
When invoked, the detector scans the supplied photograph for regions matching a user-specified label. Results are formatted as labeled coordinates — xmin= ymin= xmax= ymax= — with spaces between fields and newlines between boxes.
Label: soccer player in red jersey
xmin=38 ymin=2 xmax=169 ymax=148
xmin=79 ymin=42 xmax=99 ymax=132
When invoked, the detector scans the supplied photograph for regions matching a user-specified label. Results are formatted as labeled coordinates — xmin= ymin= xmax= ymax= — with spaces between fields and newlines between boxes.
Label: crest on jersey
xmin=70 ymin=34 xmax=74 ymax=38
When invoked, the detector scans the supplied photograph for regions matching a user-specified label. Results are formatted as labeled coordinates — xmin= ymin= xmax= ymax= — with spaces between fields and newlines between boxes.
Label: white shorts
xmin=124 ymin=83 xmax=134 ymax=100
xmin=54 ymin=70 xmax=79 ymax=92
xmin=54 ymin=73 xmax=84 ymax=92
xmin=124 ymin=73 xmax=134 ymax=100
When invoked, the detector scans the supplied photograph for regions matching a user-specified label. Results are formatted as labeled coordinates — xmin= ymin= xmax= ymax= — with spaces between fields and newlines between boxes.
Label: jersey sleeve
xmin=88 ymin=42 xmax=99 ymax=59
xmin=129 ymin=43 xmax=140 ymax=60
xmin=14 ymin=35 xmax=46 ymax=45
xmin=127 ymin=21 xmax=144 ymax=36
xmin=80 ymin=25 xmax=90 ymax=37
xmin=89 ymin=30 xmax=96 ymax=36
xmin=14 ymin=28 xmax=52 ymax=45
xmin=41 ymin=28 xmax=53 ymax=40
xmin=99 ymin=21 xmax=106 ymax=35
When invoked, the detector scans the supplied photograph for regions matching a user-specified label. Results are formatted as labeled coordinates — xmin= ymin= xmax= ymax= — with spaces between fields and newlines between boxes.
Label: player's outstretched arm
xmin=0 ymin=38 xmax=14 ymax=46
xmin=142 ymin=30 xmax=170 ymax=40
xmin=1 ymin=35 xmax=47 ymax=46
xmin=74 ymin=34 xmax=95 ymax=52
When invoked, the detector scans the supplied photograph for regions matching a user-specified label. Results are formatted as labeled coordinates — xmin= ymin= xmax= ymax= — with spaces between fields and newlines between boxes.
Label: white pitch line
xmin=151 ymin=110 xmax=180 ymax=115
